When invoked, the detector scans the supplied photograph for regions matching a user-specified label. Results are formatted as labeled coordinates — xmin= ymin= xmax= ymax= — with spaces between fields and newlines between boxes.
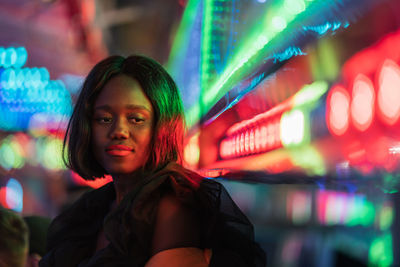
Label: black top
xmin=40 ymin=164 xmax=266 ymax=266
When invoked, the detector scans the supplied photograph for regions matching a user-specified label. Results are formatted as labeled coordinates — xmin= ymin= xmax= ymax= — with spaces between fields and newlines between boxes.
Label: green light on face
xmin=369 ymin=234 xmax=393 ymax=267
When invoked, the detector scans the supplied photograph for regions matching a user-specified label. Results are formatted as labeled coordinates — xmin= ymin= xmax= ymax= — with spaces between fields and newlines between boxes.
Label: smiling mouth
xmin=105 ymin=145 xmax=134 ymax=157
xmin=106 ymin=150 xmax=133 ymax=156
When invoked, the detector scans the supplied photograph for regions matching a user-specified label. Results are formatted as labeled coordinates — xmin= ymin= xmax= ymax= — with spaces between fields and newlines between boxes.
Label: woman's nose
xmin=109 ymin=120 xmax=129 ymax=139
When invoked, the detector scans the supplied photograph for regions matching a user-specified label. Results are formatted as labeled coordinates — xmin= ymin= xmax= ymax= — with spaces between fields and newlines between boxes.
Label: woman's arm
xmin=146 ymin=194 xmax=210 ymax=266
xmin=145 ymin=247 xmax=211 ymax=267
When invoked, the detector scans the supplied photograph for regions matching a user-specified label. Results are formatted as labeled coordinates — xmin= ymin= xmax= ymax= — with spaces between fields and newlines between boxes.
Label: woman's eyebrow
xmin=93 ymin=104 xmax=152 ymax=112
xmin=125 ymin=104 xmax=152 ymax=112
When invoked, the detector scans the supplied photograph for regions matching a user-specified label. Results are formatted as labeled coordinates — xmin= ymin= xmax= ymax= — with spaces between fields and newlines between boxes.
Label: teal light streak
xmin=200 ymin=0 xmax=214 ymax=90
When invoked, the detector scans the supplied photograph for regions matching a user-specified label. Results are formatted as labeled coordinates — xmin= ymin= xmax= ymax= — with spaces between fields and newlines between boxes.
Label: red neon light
xmin=342 ymin=29 xmax=400 ymax=83
xmin=327 ymin=85 xmax=350 ymax=136
xmin=351 ymin=74 xmax=375 ymax=132
xmin=0 ymin=187 xmax=7 ymax=208
xmin=377 ymin=59 xmax=400 ymax=125
xmin=219 ymin=119 xmax=282 ymax=159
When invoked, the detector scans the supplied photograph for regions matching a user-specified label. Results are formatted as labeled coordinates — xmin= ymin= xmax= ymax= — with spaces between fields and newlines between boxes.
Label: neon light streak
xmin=351 ymin=74 xmax=375 ymax=131
xmin=202 ymin=0 xmax=316 ymax=111
xmin=167 ymin=0 xmax=201 ymax=71
xmin=327 ymin=85 xmax=350 ymax=136
xmin=200 ymin=0 xmax=214 ymax=89
xmin=377 ymin=59 xmax=400 ymax=125
xmin=293 ymin=80 xmax=328 ymax=107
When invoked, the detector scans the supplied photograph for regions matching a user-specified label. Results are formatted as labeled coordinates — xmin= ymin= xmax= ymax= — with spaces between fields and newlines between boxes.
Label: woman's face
xmin=91 ymin=74 xmax=154 ymax=176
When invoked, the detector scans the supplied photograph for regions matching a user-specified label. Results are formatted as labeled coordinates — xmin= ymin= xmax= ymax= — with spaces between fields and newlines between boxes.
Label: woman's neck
xmin=112 ymin=172 xmax=142 ymax=204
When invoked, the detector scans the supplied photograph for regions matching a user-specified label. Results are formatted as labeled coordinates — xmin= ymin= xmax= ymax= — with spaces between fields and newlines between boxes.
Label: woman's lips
xmin=105 ymin=145 xmax=133 ymax=157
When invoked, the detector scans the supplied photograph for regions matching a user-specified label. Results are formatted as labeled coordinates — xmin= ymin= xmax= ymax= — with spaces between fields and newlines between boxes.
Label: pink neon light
xmin=377 ymin=59 xmax=400 ymax=125
xmin=351 ymin=74 xmax=375 ymax=132
xmin=327 ymin=85 xmax=350 ymax=136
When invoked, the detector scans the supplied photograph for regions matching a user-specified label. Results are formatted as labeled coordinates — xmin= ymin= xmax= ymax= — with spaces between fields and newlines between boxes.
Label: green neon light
xmin=293 ymin=80 xmax=328 ymax=108
xmin=201 ymin=0 xmax=317 ymax=111
xmin=167 ymin=0 xmax=201 ymax=72
xmin=369 ymin=234 xmax=393 ymax=267
xmin=200 ymin=0 xmax=214 ymax=90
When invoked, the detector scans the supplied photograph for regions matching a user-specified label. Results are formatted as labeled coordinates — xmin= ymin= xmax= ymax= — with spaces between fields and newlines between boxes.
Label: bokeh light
xmin=377 ymin=59 xmax=400 ymax=125
xmin=327 ymin=85 xmax=350 ymax=136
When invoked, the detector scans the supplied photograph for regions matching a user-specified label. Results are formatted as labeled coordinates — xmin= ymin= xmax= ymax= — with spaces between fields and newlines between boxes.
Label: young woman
xmin=39 ymin=55 xmax=266 ymax=266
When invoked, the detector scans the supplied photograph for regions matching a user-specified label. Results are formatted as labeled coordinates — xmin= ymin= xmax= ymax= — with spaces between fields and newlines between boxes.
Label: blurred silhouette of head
xmin=0 ymin=207 xmax=29 ymax=267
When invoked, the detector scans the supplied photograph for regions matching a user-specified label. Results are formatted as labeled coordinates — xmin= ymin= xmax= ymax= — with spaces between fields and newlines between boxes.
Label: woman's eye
xmin=128 ymin=116 xmax=144 ymax=123
xmin=95 ymin=117 xmax=112 ymax=124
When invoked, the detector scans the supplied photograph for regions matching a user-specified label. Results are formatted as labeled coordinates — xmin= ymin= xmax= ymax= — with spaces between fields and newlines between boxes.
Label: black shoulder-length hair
xmin=63 ymin=55 xmax=185 ymax=180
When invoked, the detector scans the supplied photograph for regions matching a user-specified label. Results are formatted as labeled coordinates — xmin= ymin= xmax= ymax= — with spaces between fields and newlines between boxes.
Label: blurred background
xmin=0 ymin=0 xmax=400 ymax=266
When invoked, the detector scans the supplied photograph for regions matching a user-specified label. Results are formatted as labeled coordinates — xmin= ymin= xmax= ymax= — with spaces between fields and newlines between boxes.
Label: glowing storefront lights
xmin=315 ymin=190 xmax=389 ymax=227
xmin=220 ymin=118 xmax=281 ymax=159
xmin=377 ymin=59 xmax=400 ymax=125
xmin=0 ymin=46 xmax=72 ymax=131
xmin=351 ymin=74 xmax=375 ymax=132
xmin=0 ymin=47 xmax=27 ymax=68
xmin=280 ymin=109 xmax=305 ymax=146
xmin=219 ymin=81 xmax=326 ymax=159
xmin=327 ymin=85 xmax=350 ymax=136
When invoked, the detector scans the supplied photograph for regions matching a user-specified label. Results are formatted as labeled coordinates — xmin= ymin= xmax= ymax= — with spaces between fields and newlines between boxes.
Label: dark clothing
xmin=40 ymin=165 xmax=266 ymax=266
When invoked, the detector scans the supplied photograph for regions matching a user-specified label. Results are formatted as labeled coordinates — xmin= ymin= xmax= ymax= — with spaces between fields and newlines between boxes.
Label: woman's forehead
xmin=94 ymin=75 xmax=153 ymax=113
